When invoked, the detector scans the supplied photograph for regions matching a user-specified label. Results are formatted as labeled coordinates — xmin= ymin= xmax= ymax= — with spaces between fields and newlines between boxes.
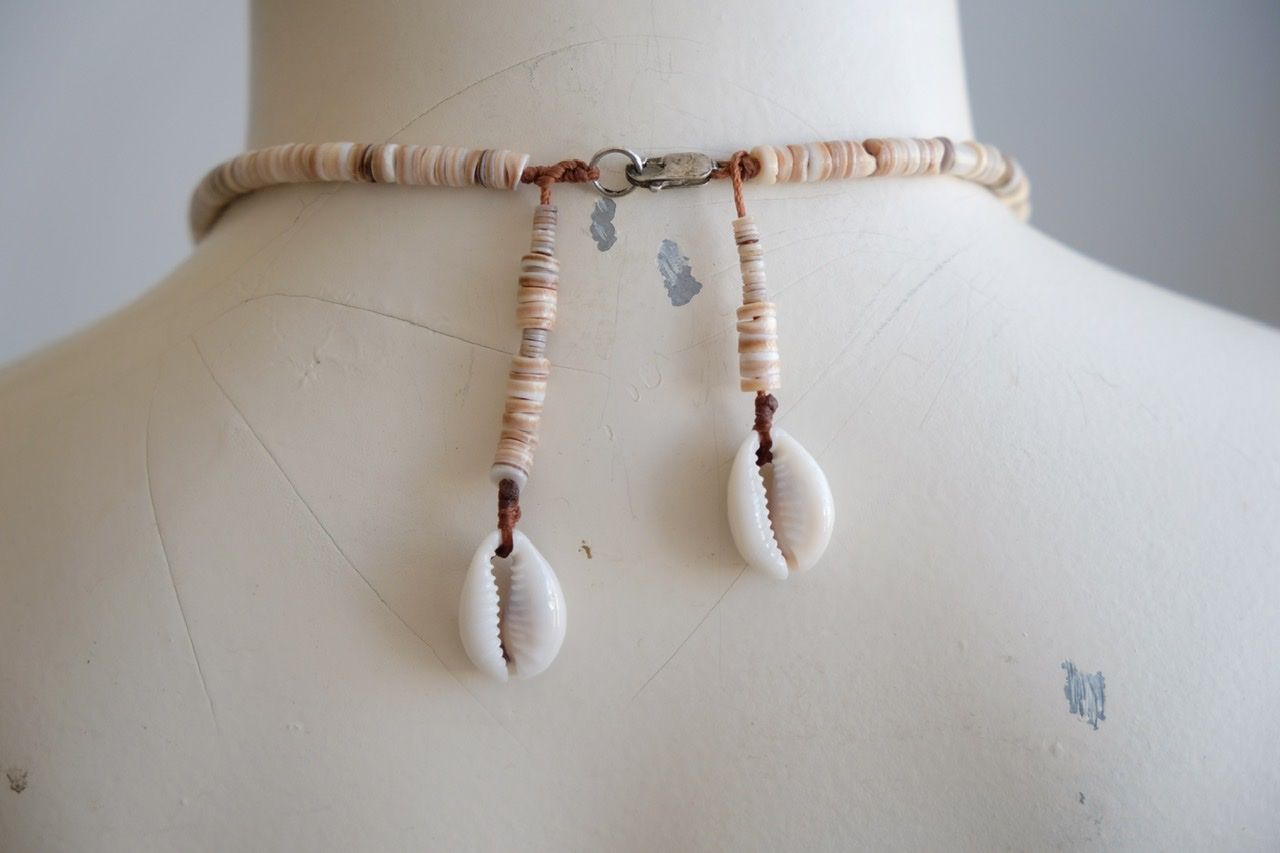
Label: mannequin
xmin=2 ymin=0 xmax=1278 ymax=848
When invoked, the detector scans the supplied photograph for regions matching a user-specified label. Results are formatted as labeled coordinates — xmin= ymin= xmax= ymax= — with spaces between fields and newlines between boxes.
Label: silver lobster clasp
xmin=626 ymin=152 xmax=717 ymax=191
xmin=589 ymin=148 xmax=717 ymax=197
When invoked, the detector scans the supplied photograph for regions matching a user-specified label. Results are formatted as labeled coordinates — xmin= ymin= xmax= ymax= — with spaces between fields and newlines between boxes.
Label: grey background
xmin=961 ymin=0 xmax=1280 ymax=326
xmin=1 ymin=1 xmax=1277 ymax=365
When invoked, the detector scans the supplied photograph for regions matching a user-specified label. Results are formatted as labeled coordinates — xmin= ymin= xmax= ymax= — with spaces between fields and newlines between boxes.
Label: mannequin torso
xmin=2 ymin=1 xmax=1278 ymax=849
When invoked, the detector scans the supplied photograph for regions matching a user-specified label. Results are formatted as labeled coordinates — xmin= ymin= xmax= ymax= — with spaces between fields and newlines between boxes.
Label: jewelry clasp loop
xmin=589 ymin=147 xmax=645 ymax=197
xmin=589 ymin=148 xmax=716 ymax=197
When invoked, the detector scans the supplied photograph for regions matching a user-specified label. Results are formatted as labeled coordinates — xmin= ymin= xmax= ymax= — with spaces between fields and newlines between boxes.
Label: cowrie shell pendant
xmin=727 ymin=427 xmax=835 ymax=578
xmin=459 ymin=530 xmax=566 ymax=681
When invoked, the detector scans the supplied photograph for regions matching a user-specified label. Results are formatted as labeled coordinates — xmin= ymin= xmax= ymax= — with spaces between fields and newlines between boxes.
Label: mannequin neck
xmin=247 ymin=0 xmax=975 ymax=153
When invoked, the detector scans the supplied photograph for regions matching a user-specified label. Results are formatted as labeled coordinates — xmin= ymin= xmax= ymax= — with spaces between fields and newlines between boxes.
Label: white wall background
xmin=1 ymin=1 xmax=1277 ymax=365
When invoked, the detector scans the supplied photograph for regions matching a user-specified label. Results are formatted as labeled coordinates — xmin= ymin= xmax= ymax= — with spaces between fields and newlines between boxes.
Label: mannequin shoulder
xmin=874 ymin=212 xmax=1280 ymax=446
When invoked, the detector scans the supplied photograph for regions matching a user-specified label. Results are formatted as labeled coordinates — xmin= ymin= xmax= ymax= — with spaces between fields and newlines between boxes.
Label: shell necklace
xmin=191 ymin=137 xmax=1030 ymax=681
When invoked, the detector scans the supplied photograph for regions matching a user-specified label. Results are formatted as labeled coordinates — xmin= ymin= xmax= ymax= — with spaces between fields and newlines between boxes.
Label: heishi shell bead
xmin=751 ymin=145 xmax=779 ymax=185
xmin=748 ymin=141 xmax=877 ymax=184
xmin=459 ymin=530 xmax=567 ymax=681
xmin=736 ymin=303 xmax=781 ymax=392
xmin=491 ymin=204 xmax=559 ymax=487
xmin=804 ymin=143 xmax=831 ymax=182
xmin=733 ymin=215 xmax=781 ymax=391
xmin=516 ymin=286 xmax=557 ymax=329
xmin=773 ymin=145 xmax=794 ymax=184
xmin=737 ymin=250 xmax=767 ymax=303
xmin=786 ymin=145 xmax=810 ymax=184
xmin=727 ymin=428 xmax=834 ymax=579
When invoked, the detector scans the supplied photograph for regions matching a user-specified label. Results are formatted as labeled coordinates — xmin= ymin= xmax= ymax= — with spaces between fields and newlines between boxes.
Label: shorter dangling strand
xmin=721 ymin=150 xmax=836 ymax=580
xmin=726 ymin=150 xmax=781 ymax=467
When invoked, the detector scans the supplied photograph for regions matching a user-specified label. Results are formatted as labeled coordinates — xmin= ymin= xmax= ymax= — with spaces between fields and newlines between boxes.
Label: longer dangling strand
xmin=458 ymin=197 xmax=566 ymax=683
xmin=489 ymin=201 xmax=558 ymax=524
xmin=457 ymin=162 xmax=596 ymax=682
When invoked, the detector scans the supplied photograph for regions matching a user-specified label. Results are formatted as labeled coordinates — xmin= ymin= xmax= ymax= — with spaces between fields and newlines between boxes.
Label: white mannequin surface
xmin=2 ymin=1 xmax=1279 ymax=849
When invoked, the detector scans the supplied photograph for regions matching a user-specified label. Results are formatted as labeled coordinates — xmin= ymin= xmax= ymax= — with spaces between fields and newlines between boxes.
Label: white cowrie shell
xmin=459 ymin=530 xmax=566 ymax=681
xmin=727 ymin=427 xmax=835 ymax=578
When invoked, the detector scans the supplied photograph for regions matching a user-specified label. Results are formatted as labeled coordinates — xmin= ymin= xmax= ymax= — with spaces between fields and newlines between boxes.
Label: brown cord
xmin=710 ymin=151 xmax=762 ymax=181
xmin=753 ymin=391 xmax=779 ymax=466
xmin=495 ymin=478 xmax=522 ymax=558
xmin=722 ymin=153 xmax=779 ymax=462
xmin=521 ymin=159 xmax=600 ymax=204
xmin=712 ymin=151 xmax=761 ymax=218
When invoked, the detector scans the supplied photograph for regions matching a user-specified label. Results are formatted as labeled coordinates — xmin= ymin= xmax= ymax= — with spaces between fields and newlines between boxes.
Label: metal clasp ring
xmin=589 ymin=147 xmax=645 ymax=198
xmin=589 ymin=148 xmax=718 ymax=198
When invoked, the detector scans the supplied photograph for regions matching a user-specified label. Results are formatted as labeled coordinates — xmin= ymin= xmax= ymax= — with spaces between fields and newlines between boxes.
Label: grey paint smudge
xmin=1062 ymin=660 xmax=1106 ymax=730
xmin=656 ymin=239 xmax=702 ymax=306
xmin=590 ymin=197 xmax=617 ymax=251
xmin=7 ymin=767 xmax=28 ymax=794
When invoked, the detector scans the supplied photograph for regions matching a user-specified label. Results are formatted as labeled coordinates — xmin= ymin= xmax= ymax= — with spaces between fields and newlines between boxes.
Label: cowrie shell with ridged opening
xmin=459 ymin=530 xmax=566 ymax=681
xmin=727 ymin=427 xmax=835 ymax=578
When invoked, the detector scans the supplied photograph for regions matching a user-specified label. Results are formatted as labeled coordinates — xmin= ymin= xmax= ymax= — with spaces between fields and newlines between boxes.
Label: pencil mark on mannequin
xmin=781 ymin=252 xmax=961 ymax=423
xmin=631 ymin=565 xmax=747 ymax=701
xmin=289 ymin=185 xmax=343 ymax=227
xmin=189 ymin=338 xmax=520 ymax=747
xmin=1080 ymin=366 xmax=1120 ymax=390
xmin=387 ymin=36 xmax=705 ymax=141
xmin=456 ymin=349 xmax=476 ymax=401
xmin=597 ymin=270 xmax=625 ymax=427
xmin=658 ymin=326 xmax=731 ymax=359
xmin=815 ymin=346 xmax=912 ymax=459
xmin=187 ymin=184 xmax=345 ymax=321
xmin=590 ymin=197 xmax=618 ymax=250
xmin=206 ymin=293 xmax=607 ymax=380
xmin=919 ymin=282 xmax=995 ymax=426
xmin=1062 ymin=660 xmax=1106 ymax=730
xmin=546 ymin=361 xmax=609 ymax=379
xmin=657 ymin=239 xmax=703 ymax=306
xmin=769 ymin=247 xmax=862 ymax=299
xmin=212 ymin=185 xmax=347 ymax=309
xmin=663 ymin=70 xmax=823 ymax=135
xmin=706 ymin=352 xmax=721 ymax=466
xmin=868 ymin=248 xmax=965 ymax=347
xmin=718 ymin=608 xmax=725 ymax=686
xmin=1066 ymin=373 xmax=1090 ymax=428
xmin=660 ymin=103 xmax=709 ymax=123
xmin=388 ymin=39 xmax=617 ymax=139
xmin=192 ymin=338 xmax=417 ymax=643
xmin=242 ymin=294 xmax=509 ymax=355
xmin=780 ymin=328 xmax=864 ymax=417
xmin=621 ymin=451 xmax=638 ymax=519
xmin=144 ymin=362 xmax=219 ymax=728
